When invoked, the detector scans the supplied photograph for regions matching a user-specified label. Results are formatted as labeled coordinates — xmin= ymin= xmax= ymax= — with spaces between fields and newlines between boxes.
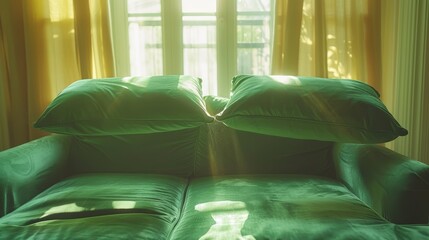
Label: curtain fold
xmin=271 ymin=0 xmax=304 ymax=76
xmin=271 ymin=0 xmax=429 ymax=164
xmin=73 ymin=0 xmax=93 ymax=78
xmin=313 ymin=0 xmax=327 ymax=77
xmin=0 ymin=0 xmax=29 ymax=149
xmin=74 ymin=0 xmax=115 ymax=78
xmin=389 ymin=0 xmax=429 ymax=164
xmin=0 ymin=0 xmax=115 ymax=150
xmin=272 ymin=0 xmax=381 ymax=86
xmin=0 ymin=17 xmax=11 ymax=149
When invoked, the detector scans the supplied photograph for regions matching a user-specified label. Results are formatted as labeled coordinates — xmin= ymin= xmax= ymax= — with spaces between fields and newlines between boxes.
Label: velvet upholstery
xmin=1 ymin=123 xmax=428 ymax=239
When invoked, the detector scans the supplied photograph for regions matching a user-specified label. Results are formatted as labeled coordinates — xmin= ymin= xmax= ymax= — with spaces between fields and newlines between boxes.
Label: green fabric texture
xmin=333 ymin=143 xmax=429 ymax=224
xmin=0 ymin=174 xmax=187 ymax=239
xmin=34 ymin=75 xmax=213 ymax=135
xmin=68 ymin=126 xmax=207 ymax=177
xmin=0 ymin=135 xmax=71 ymax=218
xmin=203 ymin=95 xmax=229 ymax=116
xmin=170 ymin=175 xmax=429 ymax=239
xmin=196 ymin=121 xmax=335 ymax=178
xmin=217 ymin=75 xmax=408 ymax=143
xmin=1 ymin=130 xmax=429 ymax=239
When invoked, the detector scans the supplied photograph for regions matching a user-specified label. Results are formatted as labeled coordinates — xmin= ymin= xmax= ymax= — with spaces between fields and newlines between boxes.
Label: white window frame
xmin=109 ymin=0 xmax=274 ymax=97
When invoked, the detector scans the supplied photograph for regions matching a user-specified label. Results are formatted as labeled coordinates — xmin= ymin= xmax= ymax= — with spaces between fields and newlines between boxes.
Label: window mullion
xmin=217 ymin=0 xmax=237 ymax=97
xmin=161 ymin=0 xmax=184 ymax=75
xmin=109 ymin=0 xmax=130 ymax=77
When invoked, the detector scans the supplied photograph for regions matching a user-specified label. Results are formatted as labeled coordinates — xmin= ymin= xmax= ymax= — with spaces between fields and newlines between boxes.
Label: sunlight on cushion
xmin=112 ymin=201 xmax=137 ymax=209
xmin=40 ymin=203 xmax=86 ymax=219
xmin=270 ymin=75 xmax=302 ymax=85
xmin=195 ymin=201 xmax=255 ymax=240
xmin=34 ymin=75 xmax=212 ymax=135
xmin=219 ymin=75 xmax=408 ymax=143
xmin=120 ymin=76 xmax=150 ymax=87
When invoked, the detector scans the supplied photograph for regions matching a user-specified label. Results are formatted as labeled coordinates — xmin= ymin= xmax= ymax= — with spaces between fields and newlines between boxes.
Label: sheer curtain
xmin=272 ymin=0 xmax=429 ymax=164
xmin=386 ymin=0 xmax=429 ymax=164
xmin=272 ymin=0 xmax=381 ymax=88
xmin=1 ymin=0 xmax=428 ymax=163
xmin=0 ymin=0 xmax=115 ymax=150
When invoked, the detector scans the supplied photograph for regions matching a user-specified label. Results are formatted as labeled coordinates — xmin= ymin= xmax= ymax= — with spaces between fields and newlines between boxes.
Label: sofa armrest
xmin=0 ymin=135 xmax=72 ymax=217
xmin=333 ymin=143 xmax=429 ymax=224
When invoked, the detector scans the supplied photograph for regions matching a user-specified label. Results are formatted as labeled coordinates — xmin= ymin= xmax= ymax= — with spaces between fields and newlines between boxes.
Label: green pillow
xmin=34 ymin=75 xmax=213 ymax=135
xmin=203 ymin=95 xmax=229 ymax=116
xmin=217 ymin=75 xmax=408 ymax=143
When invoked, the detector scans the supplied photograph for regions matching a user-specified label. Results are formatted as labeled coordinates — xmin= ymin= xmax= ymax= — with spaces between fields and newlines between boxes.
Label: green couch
xmin=1 ymin=75 xmax=428 ymax=239
xmin=0 ymin=122 xmax=428 ymax=239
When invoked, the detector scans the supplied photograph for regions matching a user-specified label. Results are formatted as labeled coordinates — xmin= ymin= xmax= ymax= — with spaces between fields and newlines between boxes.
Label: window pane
xmin=127 ymin=0 xmax=160 ymax=14
xmin=182 ymin=0 xmax=217 ymax=94
xmin=237 ymin=0 xmax=271 ymax=12
xmin=128 ymin=0 xmax=163 ymax=76
xmin=237 ymin=0 xmax=273 ymax=75
xmin=182 ymin=0 xmax=216 ymax=13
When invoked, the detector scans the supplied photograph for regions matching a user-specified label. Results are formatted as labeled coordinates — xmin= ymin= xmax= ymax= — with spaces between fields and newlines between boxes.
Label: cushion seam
xmin=218 ymin=114 xmax=403 ymax=134
xmin=167 ymin=178 xmax=191 ymax=240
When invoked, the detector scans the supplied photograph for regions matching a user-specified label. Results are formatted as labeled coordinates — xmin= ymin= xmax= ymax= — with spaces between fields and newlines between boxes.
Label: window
xmin=110 ymin=0 xmax=274 ymax=96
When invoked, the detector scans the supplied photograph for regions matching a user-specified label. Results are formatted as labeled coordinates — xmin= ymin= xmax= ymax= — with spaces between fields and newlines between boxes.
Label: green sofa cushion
xmin=0 ymin=174 xmax=187 ymax=239
xmin=195 ymin=122 xmax=335 ymax=178
xmin=34 ymin=75 xmax=213 ymax=135
xmin=334 ymin=143 xmax=429 ymax=224
xmin=217 ymin=75 xmax=408 ymax=143
xmin=68 ymin=122 xmax=334 ymax=178
xmin=68 ymin=126 xmax=207 ymax=177
xmin=203 ymin=95 xmax=229 ymax=116
xmin=169 ymin=175 xmax=429 ymax=239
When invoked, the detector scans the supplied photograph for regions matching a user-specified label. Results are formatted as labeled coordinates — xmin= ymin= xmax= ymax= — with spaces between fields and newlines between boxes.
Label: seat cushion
xmin=0 ymin=174 xmax=187 ymax=240
xmin=170 ymin=175 xmax=429 ymax=240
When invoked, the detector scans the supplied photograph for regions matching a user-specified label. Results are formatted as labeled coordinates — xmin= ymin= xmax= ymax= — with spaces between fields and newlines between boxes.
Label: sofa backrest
xmin=195 ymin=122 xmax=335 ymax=178
xmin=69 ymin=122 xmax=336 ymax=179
xmin=68 ymin=126 xmax=205 ymax=177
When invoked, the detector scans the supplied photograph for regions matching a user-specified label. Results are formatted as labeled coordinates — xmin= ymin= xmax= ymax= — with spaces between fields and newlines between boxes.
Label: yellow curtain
xmin=386 ymin=0 xmax=429 ymax=164
xmin=0 ymin=0 xmax=115 ymax=150
xmin=272 ymin=0 xmax=429 ymax=164
xmin=272 ymin=0 xmax=381 ymax=90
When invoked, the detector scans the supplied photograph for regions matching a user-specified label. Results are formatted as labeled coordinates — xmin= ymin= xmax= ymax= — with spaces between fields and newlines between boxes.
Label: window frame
xmin=109 ymin=0 xmax=274 ymax=97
